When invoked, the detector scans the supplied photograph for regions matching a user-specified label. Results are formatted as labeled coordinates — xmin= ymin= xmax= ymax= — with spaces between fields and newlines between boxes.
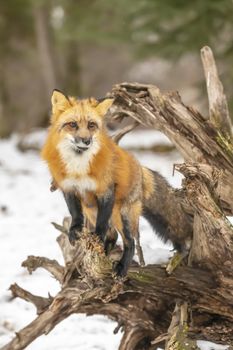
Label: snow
xmin=0 ymin=130 xmax=229 ymax=349
xmin=119 ymin=128 xmax=172 ymax=148
xmin=197 ymin=341 xmax=228 ymax=350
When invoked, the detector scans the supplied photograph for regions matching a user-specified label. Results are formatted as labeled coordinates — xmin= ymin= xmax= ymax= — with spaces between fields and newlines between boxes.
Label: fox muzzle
xmin=73 ymin=136 xmax=92 ymax=153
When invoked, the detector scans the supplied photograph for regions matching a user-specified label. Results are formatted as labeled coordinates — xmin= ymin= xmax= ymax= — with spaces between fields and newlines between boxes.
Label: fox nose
xmin=82 ymin=138 xmax=91 ymax=146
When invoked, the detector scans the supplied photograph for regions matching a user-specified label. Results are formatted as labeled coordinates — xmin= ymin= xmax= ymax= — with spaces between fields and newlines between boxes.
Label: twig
xmin=112 ymin=121 xmax=139 ymax=144
xmin=9 ymin=283 xmax=52 ymax=314
xmin=51 ymin=221 xmax=68 ymax=234
xmin=151 ymin=333 xmax=168 ymax=345
xmin=22 ymin=256 xmax=64 ymax=284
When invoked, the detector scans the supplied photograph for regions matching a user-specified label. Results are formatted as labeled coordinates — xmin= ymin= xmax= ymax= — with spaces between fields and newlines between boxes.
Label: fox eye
xmin=88 ymin=121 xmax=97 ymax=130
xmin=67 ymin=121 xmax=78 ymax=129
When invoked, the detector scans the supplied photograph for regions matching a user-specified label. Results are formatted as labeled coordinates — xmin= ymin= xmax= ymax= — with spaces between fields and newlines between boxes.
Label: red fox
xmin=41 ymin=90 xmax=192 ymax=277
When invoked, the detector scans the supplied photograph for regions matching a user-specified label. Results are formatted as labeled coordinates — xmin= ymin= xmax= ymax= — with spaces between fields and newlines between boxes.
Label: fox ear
xmin=95 ymin=98 xmax=114 ymax=116
xmin=51 ymin=89 xmax=71 ymax=115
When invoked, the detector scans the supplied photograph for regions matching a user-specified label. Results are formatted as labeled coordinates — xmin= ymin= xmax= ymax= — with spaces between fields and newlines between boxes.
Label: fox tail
xmin=142 ymin=167 xmax=193 ymax=252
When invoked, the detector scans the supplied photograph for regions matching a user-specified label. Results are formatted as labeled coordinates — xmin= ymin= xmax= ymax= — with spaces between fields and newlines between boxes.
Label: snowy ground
xmin=0 ymin=129 xmax=229 ymax=350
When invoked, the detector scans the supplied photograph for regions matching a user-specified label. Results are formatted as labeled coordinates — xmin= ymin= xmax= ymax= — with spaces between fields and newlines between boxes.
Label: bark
xmin=164 ymin=303 xmax=201 ymax=350
xmin=110 ymin=83 xmax=233 ymax=215
xmin=200 ymin=46 xmax=232 ymax=139
xmin=2 ymin=228 xmax=233 ymax=350
xmin=2 ymin=46 xmax=233 ymax=350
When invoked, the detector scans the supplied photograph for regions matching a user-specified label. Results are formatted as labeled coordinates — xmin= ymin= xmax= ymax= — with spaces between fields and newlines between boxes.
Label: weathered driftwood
xmin=3 ymin=223 xmax=233 ymax=350
xmin=164 ymin=302 xmax=201 ymax=350
xmin=2 ymin=46 xmax=233 ymax=350
xmin=200 ymin=46 xmax=232 ymax=139
xmin=176 ymin=163 xmax=233 ymax=272
xmin=110 ymin=81 xmax=233 ymax=215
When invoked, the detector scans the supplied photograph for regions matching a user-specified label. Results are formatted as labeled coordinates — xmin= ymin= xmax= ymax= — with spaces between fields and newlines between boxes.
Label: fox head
xmin=50 ymin=90 xmax=113 ymax=156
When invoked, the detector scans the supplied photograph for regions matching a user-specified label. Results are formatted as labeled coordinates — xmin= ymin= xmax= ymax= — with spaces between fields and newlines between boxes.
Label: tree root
xmin=2 ymin=220 xmax=233 ymax=350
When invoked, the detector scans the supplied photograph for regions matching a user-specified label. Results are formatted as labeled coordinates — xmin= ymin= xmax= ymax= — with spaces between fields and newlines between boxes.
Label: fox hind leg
xmin=135 ymin=229 xmax=145 ymax=266
xmin=130 ymin=201 xmax=145 ymax=266
xmin=104 ymin=227 xmax=118 ymax=255
xmin=113 ymin=214 xmax=135 ymax=277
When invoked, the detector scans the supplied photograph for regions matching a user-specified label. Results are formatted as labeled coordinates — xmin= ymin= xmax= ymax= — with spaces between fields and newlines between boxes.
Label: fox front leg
xmin=63 ymin=192 xmax=84 ymax=245
xmin=95 ymin=187 xmax=115 ymax=243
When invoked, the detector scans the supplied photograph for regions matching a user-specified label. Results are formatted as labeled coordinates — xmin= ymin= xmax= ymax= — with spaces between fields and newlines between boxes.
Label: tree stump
xmin=2 ymin=46 xmax=233 ymax=350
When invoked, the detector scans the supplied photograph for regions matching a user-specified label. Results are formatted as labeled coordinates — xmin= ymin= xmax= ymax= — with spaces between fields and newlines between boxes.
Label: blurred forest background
xmin=0 ymin=0 xmax=232 ymax=137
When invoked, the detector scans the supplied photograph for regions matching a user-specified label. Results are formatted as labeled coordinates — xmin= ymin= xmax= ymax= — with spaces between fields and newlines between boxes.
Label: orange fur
xmin=41 ymin=93 xmax=145 ymax=236
xmin=41 ymin=91 xmax=192 ymax=276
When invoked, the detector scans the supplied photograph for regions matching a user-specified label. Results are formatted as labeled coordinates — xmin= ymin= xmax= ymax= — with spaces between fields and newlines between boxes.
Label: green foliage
xmin=56 ymin=0 xmax=233 ymax=110
xmin=0 ymin=0 xmax=232 ymax=135
xmin=0 ymin=0 xmax=33 ymax=52
xmin=1 ymin=0 xmax=232 ymax=63
xmin=120 ymin=0 xmax=233 ymax=60
xmin=56 ymin=0 xmax=233 ymax=59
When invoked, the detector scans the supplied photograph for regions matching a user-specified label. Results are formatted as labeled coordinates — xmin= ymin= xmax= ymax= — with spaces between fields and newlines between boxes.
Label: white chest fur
xmin=57 ymin=136 xmax=99 ymax=195
xmin=57 ymin=137 xmax=100 ymax=176
xmin=60 ymin=176 xmax=97 ymax=195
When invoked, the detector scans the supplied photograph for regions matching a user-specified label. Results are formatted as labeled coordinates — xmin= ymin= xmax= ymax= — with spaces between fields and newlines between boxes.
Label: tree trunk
xmin=0 ymin=55 xmax=13 ymax=137
xmin=63 ymin=39 xmax=82 ymax=96
xmin=33 ymin=1 xmax=58 ymax=97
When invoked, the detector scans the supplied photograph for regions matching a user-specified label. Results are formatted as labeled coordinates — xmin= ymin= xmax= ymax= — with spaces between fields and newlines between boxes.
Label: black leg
xmin=114 ymin=215 xmax=135 ymax=277
xmin=63 ymin=192 xmax=84 ymax=245
xmin=95 ymin=187 xmax=115 ymax=242
xmin=104 ymin=228 xmax=118 ymax=255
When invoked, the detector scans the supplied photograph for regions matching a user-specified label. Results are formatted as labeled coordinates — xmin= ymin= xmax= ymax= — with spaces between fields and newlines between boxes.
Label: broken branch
xmin=201 ymin=45 xmax=232 ymax=139
xmin=9 ymin=283 xmax=52 ymax=314
xmin=22 ymin=256 xmax=64 ymax=284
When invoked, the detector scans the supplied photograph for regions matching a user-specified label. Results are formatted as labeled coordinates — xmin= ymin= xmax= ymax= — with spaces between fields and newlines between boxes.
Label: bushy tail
xmin=142 ymin=167 xmax=193 ymax=251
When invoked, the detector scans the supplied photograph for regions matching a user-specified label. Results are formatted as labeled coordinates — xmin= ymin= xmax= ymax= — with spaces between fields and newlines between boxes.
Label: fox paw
xmin=166 ymin=251 xmax=186 ymax=275
xmin=90 ymin=231 xmax=105 ymax=243
xmin=104 ymin=238 xmax=117 ymax=255
xmin=113 ymin=261 xmax=127 ymax=278
xmin=68 ymin=227 xmax=82 ymax=246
